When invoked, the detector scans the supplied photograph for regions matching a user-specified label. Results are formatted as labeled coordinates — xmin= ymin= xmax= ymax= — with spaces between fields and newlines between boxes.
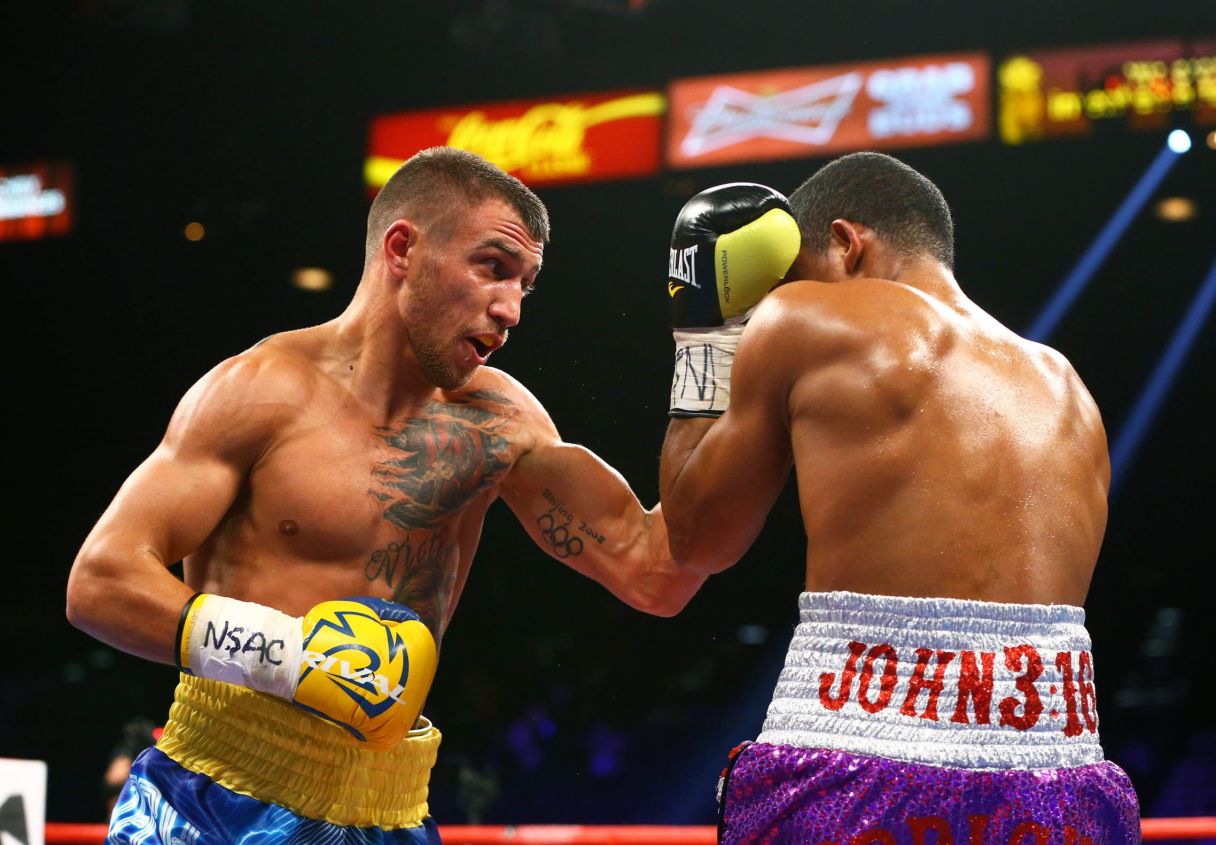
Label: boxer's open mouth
xmin=468 ymin=333 xmax=503 ymax=357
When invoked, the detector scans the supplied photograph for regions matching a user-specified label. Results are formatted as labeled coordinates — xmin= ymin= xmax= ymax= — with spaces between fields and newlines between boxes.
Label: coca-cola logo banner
xmin=366 ymin=90 xmax=665 ymax=190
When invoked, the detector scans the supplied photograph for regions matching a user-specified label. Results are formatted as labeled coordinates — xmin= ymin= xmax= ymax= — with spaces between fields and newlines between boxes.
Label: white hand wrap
xmin=177 ymin=593 xmax=303 ymax=700
xmin=669 ymin=325 xmax=744 ymax=417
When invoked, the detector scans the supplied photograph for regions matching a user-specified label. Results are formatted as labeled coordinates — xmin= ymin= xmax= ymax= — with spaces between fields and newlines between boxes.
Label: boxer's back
xmin=778 ymin=277 xmax=1109 ymax=606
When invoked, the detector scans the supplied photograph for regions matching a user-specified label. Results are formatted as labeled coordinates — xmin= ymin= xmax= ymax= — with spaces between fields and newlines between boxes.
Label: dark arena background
xmin=3 ymin=0 xmax=1214 ymax=838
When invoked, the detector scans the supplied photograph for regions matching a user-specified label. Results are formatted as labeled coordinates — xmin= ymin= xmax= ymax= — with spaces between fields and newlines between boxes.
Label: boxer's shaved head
xmin=366 ymin=146 xmax=550 ymax=266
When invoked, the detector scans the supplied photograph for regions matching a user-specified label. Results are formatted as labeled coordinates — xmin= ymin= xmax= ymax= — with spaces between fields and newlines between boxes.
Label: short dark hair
xmin=788 ymin=152 xmax=954 ymax=268
xmin=365 ymin=146 xmax=550 ymax=264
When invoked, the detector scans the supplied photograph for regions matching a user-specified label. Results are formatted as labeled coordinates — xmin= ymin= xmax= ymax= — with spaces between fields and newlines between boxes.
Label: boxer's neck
xmin=329 ymin=279 xmax=444 ymax=420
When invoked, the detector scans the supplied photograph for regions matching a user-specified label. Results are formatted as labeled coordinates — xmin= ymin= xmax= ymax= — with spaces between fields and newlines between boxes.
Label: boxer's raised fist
xmin=668 ymin=182 xmax=800 ymax=330
xmin=666 ymin=183 xmax=800 ymax=417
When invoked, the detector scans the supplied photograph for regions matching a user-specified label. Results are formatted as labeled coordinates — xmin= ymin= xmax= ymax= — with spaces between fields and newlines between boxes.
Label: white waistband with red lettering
xmin=757 ymin=591 xmax=1104 ymax=770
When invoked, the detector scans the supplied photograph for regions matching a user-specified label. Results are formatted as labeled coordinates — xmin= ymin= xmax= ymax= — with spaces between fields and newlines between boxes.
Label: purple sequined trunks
xmin=719 ymin=592 xmax=1141 ymax=845
xmin=719 ymin=742 xmax=1139 ymax=844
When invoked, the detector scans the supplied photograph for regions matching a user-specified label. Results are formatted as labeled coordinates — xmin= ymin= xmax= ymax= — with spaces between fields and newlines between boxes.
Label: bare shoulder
xmin=1022 ymin=338 xmax=1104 ymax=425
xmin=168 ymin=332 xmax=323 ymax=453
xmin=746 ymin=280 xmax=846 ymax=352
xmin=457 ymin=366 xmax=557 ymax=438
xmin=200 ymin=335 xmax=321 ymax=410
xmin=749 ymin=278 xmax=948 ymax=361
xmin=747 ymin=280 xmax=962 ymax=427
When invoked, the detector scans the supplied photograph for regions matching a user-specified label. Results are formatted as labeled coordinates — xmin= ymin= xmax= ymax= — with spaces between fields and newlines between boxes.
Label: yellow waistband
xmin=157 ymin=674 xmax=441 ymax=829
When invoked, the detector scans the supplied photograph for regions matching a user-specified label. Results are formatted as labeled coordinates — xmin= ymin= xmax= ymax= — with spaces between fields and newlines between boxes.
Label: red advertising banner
xmin=0 ymin=161 xmax=73 ymax=242
xmin=366 ymin=90 xmax=665 ymax=191
xmin=666 ymin=53 xmax=990 ymax=169
xmin=998 ymin=38 xmax=1216 ymax=144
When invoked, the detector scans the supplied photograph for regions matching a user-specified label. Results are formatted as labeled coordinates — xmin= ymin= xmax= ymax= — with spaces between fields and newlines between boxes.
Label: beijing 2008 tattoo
xmin=536 ymin=488 xmax=605 ymax=559
xmin=364 ymin=390 xmax=514 ymax=634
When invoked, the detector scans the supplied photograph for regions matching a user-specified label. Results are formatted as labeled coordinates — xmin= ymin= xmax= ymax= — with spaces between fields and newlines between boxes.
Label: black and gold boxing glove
xmin=666 ymin=183 xmax=800 ymax=417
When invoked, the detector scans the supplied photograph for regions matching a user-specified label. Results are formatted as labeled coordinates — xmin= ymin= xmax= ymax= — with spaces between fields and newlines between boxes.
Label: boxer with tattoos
xmin=67 ymin=146 xmax=704 ymax=844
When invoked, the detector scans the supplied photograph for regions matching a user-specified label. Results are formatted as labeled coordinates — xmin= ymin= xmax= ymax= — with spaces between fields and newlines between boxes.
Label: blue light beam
xmin=1110 ymin=254 xmax=1216 ymax=496
xmin=1026 ymin=140 xmax=1185 ymax=342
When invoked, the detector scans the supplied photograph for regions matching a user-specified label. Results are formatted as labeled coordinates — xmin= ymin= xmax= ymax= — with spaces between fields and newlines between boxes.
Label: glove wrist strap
xmin=670 ymin=326 xmax=743 ymax=418
xmin=177 ymin=593 xmax=303 ymax=700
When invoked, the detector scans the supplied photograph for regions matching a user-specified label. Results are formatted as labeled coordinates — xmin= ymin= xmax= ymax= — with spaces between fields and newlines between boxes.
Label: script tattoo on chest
xmin=365 ymin=390 xmax=514 ymax=635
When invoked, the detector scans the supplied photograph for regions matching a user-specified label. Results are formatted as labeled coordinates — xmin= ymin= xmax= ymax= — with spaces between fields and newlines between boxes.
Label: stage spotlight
xmin=184 ymin=222 xmax=205 ymax=242
xmin=1025 ymin=137 xmax=1185 ymax=342
xmin=1206 ymin=130 xmax=1216 ymax=150
xmin=1110 ymin=257 xmax=1216 ymax=496
xmin=1167 ymin=130 xmax=1191 ymax=154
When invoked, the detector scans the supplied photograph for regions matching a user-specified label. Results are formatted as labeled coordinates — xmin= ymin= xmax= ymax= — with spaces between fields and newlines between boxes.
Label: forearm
xmin=616 ymin=504 xmax=707 ymax=616
xmin=657 ymin=181 xmax=800 ymax=575
xmin=660 ymin=417 xmax=716 ymax=505
xmin=504 ymin=440 xmax=707 ymax=615
xmin=66 ymin=539 xmax=195 ymax=666
xmin=659 ymin=417 xmax=742 ymax=575
xmin=554 ymin=496 xmax=704 ymax=616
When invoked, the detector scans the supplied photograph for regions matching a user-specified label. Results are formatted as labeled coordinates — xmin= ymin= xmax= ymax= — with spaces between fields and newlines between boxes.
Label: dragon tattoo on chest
xmin=364 ymin=389 xmax=514 ymax=636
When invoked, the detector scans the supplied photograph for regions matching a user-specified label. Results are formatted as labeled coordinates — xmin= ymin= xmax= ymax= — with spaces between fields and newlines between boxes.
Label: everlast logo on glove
xmin=669 ymin=244 xmax=700 ymax=290
xmin=667 ymin=182 xmax=799 ymax=418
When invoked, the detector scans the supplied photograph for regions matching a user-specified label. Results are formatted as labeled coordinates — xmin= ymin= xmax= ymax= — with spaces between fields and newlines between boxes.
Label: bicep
xmin=66 ymin=439 xmax=243 ymax=664
xmin=488 ymin=372 xmax=698 ymax=615
xmin=86 ymin=439 xmax=246 ymax=567
xmin=68 ymin=389 xmax=255 ymax=663
xmin=78 ymin=357 xmax=281 ymax=570
xmin=500 ymin=440 xmax=649 ymax=574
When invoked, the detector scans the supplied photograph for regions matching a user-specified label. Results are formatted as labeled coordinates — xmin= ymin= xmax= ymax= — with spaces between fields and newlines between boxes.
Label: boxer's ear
xmin=830 ymin=219 xmax=867 ymax=277
xmin=382 ymin=219 xmax=417 ymax=278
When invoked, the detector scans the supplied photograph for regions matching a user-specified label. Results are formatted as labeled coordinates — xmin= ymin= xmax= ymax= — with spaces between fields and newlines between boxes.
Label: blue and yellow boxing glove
xmin=176 ymin=593 xmax=437 ymax=751
xmin=667 ymin=182 xmax=800 ymax=417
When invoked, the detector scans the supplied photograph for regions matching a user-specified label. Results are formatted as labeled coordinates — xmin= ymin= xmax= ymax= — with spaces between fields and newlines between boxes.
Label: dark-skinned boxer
xmin=659 ymin=155 xmax=1138 ymax=844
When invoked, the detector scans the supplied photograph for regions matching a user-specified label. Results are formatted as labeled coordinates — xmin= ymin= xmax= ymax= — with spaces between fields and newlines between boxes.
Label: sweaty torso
xmin=183 ymin=331 xmax=537 ymax=645
xmin=777 ymin=279 xmax=1108 ymax=606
